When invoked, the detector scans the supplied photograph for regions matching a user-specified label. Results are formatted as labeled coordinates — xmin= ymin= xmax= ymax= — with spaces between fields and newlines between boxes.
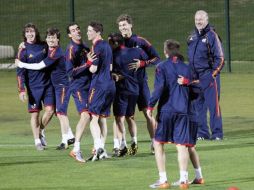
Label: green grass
xmin=0 ymin=68 xmax=254 ymax=190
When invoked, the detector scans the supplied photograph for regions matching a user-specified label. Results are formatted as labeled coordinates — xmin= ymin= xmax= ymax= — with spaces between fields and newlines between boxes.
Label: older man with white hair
xmin=187 ymin=10 xmax=225 ymax=141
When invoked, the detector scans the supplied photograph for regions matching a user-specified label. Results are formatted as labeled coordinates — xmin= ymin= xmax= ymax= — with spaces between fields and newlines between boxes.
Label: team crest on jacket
xmin=28 ymin=54 xmax=33 ymax=58
xmin=202 ymin=38 xmax=207 ymax=43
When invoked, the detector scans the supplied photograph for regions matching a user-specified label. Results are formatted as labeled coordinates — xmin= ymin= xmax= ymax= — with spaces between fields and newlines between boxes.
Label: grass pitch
xmin=0 ymin=69 xmax=254 ymax=190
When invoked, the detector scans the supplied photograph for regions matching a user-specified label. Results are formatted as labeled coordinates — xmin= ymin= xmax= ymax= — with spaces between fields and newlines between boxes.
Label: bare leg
xmin=30 ymin=112 xmax=40 ymax=140
xmin=143 ymin=108 xmax=155 ymax=139
xmin=99 ymin=117 xmax=107 ymax=146
xmin=154 ymin=141 xmax=166 ymax=173
xmin=126 ymin=116 xmax=137 ymax=139
xmin=75 ymin=112 xmax=90 ymax=142
xmin=40 ymin=106 xmax=54 ymax=130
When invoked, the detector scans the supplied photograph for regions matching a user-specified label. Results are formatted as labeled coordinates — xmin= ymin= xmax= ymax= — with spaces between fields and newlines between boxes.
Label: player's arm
xmin=16 ymin=59 xmax=46 ymax=70
xmin=88 ymin=46 xmax=100 ymax=74
xmin=148 ymin=65 xmax=165 ymax=109
xmin=138 ymin=37 xmax=160 ymax=66
xmin=65 ymin=45 xmax=76 ymax=78
xmin=16 ymin=47 xmax=27 ymax=102
xmin=128 ymin=49 xmax=149 ymax=71
xmin=147 ymin=65 xmax=165 ymax=117
xmin=210 ymin=31 xmax=225 ymax=77
xmin=73 ymin=52 xmax=97 ymax=75
xmin=15 ymin=48 xmax=61 ymax=70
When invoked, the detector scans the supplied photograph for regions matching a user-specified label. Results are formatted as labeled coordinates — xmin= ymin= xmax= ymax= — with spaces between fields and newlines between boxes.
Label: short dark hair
xmin=46 ymin=27 xmax=60 ymax=39
xmin=116 ymin=14 xmax=133 ymax=25
xmin=164 ymin=39 xmax=184 ymax=61
xmin=66 ymin=22 xmax=80 ymax=34
xmin=89 ymin=21 xmax=103 ymax=34
xmin=22 ymin=22 xmax=41 ymax=43
xmin=108 ymin=32 xmax=124 ymax=48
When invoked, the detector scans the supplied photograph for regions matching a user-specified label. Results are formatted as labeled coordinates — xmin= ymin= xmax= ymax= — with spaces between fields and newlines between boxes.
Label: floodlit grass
xmin=0 ymin=68 xmax=254 ymax=190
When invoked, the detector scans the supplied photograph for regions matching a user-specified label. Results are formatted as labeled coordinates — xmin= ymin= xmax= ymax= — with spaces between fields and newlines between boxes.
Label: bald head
xmin=195 ymin=10 xmax=209 ymax=31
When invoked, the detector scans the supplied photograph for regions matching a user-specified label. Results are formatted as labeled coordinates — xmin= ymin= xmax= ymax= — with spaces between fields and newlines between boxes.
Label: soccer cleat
xmin=91 ymin=148 xmax=107 ymax=161
xmin=67 ymin=138 xmax=75 ymax=145
xmin=112 ymin=148 xmax=119 ymax=157
xmin=172 ymin=180 xmax=189 ymax=189
xmin=35 ymin=143 xmax=45 ymax=151
xmin=117 ymin=146 xmax=128 ymax=157
xmin=179 ymin=182 xmax=189 ymax=189
xmin=190 ymin=178 xmax=205 ymax=184
xmin=56 ymin=143 xmax=68 ymax=150
xmin=128 ymin=142 xmax=138 ymax=155
xmin=39 ymin=133 xmax=47 ymax=147
xmin=149 ymin=180 xmax=170 ymax=189
xmin=69 ymin=150 xmax=85 ymax=163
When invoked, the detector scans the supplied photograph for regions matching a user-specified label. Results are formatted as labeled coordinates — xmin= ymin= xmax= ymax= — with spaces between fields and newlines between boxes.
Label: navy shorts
xmin=113 ymin=92 xmax=138 ymax=117
xmin=55 ymin=85 xmax=71 ymax=115
xmin=155 ymin=112 xmax=194 ymax=147
xmin=88 ymin=86 xmax=115 ymax=117
xmin=27 ymin=85 xmax=55 ymax=113
xmin=137 ymin=80 xmax=150 ymax=111
xmin=70 ymin=87 xmax=89 ymax=114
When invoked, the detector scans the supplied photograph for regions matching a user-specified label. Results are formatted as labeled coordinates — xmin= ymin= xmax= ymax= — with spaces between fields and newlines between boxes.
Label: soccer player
xmin=148 ymin=39 xmax=194 ymax=189
xmin=108 ymin=32 xmax=149 ymax=157
xmin=188 ymin=10 xmax=224 ymax=140
xmin=16 ymin=23 xmax=54 ymax=151
xmin=65 ymin=23 xmax=94 ymax=163
xmin=86 ymin=21 xmax=116 ymax=161
xmin=16 ymin=27 xmax=76 ymax=150
xmin=116 ymin=14 xmax=160 ymax=154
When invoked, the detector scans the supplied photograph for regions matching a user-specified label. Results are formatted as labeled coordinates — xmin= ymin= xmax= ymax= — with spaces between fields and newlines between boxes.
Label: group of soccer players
xmin=15 ymin=12 xmax=221 ymax=189
xmin=16 ymin=14 xmax=160 ymax=160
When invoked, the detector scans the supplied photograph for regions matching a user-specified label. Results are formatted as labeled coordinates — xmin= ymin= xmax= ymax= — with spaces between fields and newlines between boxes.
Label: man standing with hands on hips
xmin=187 ymin=10 xmax=224 ymax=140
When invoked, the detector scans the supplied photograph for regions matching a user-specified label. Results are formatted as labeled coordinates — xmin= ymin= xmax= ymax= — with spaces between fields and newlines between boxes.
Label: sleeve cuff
xmin=86 ymin=60 xmax=93 ymax=66
xmin=147 ymin=106 xmax=155 ymax=111
xmin=140 ymin=60 xmax=146 ymax=68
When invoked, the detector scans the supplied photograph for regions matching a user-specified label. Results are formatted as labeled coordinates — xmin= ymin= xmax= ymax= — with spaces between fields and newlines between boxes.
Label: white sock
xmin=35 ymin=138 xmax=41 ymax=145
xmin=159 ymin=172 xmax=167 ymax=183
xmin=120 ymin=139 xmax=127 ymax=149
xmin=94 ymin=138 xmax=103 ymax=150
xmin=41 ymin=129 xmax=45 ymax=137
xmin=62 ymin=134 xmax=68 ymax=144
xmin=131 ymin=136 xmax=137 ymax=144
xmin=113 ymin=138 xmax=120 ymax=149
xmin=73 ymin=141 xmax=80 ymax=152
xmin=67 ymin=127 xmax=74 ymax=139
xmin=180 ymin=170 xmax=188 ymax=183
xmin=195 ymin=167 xmax=203 ymax=179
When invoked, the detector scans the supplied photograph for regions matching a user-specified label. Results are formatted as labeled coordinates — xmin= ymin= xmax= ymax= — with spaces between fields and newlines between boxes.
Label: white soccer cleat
xmin=149 ymin=180 xmax=170 ymax=189
xmin=69 ymin=150 xmax=86 ymax=163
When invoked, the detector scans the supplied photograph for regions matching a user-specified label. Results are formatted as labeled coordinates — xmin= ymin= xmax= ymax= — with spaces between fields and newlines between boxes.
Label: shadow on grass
xmin=0 ymin=159 xmax=56 ymax=166
xmin=206 ymin=176 xmax=254 ymax=186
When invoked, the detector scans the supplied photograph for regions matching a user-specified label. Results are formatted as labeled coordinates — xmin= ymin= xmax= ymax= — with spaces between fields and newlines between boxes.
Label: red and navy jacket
xmin=113 ymin=46 xmax=149 ymax=96
xmin=124 ymin=34 xmax=160 ymax=83
xmin=65 ymin=40 xmax=91 ymax=90
xmin=148 ymin=56 xmax=191 ymax=114
xmin=16 ymin=42 xmax=48 ymax=93
xmin=43 ymin=46 xmax=69 ymax=87
xmin=187 ymin=24 xmax=224 ymax=89
xmin=90 ymin=39 xmax=114 ymax=90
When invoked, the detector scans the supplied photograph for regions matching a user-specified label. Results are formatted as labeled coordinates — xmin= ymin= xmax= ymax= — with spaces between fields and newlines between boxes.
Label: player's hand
xmin=15 ymin=59 xmax=22 ymax=68
xmin=128 ymin=59 xmax=141 ymax=71
xmin=177 ymin=75 xmax=189 ymax=85
xmin=87 ymin=52 xmax=97 ymax=62
xmin=19 ymin=91 xmax=27 ymax=102
xmin=112 ymin=73 xmax=119 ymax=82
xmin=18 ymin=42 xmax=25 ymax=49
